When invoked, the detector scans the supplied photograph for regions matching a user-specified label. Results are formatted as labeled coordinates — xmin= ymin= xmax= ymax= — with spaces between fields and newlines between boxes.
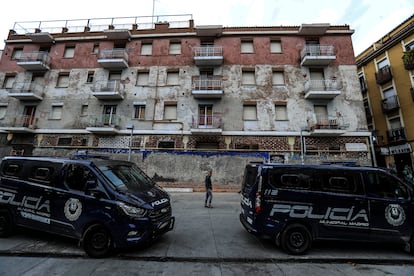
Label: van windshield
xmin=98 ymin=163 xmax=155 ymax=191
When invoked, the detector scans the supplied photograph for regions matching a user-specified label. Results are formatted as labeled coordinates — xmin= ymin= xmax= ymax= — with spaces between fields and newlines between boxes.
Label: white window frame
xmin=241 ymin=41 xmax=254 ymax=53
xmin=134 ymin=104 xmax=146 ymax=120
xmin=64 ymin=46 xmax=75 ymax=58
xmin=275 ymin=105 xmax=288 ymax=121
xmin=270 ymin=41 xmax=282 ymax=53
xmin=51 ymin=104 xmax=63 ymax=120
xmin=136 ymin=72 xmax=149 ymax=86
xmin=164 ymin=104 xmax=177 ymax=120
xmin=169 ymin=42 xmax=181 ymax=55
xmin=167 ymin=72 xmax=179 ymax=86
xmin=242 ymin=71 xmax=255 ymax=86
xmin=272 ymin=71 xmax=285 ymax=86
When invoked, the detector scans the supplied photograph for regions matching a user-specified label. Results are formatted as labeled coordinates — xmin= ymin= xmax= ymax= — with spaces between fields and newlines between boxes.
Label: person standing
xmin=204 ymin=170 xmax=213 ymax=208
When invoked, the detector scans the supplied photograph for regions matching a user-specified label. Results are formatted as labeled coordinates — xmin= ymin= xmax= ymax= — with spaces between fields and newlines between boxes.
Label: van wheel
xmin=0 ymin=210 xmax=14 ymax=237
xmin=83 ymin=224 xmax=112 ymax=258
xmin=281 ymin=223 xmax=312 ymax=255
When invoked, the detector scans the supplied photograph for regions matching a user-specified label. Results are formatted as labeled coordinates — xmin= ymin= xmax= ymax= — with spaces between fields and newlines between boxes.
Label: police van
xmin=0 ymin=155 xmax=175 ymax=257
xmin=239 ymin=163 xmax=414 ymax=255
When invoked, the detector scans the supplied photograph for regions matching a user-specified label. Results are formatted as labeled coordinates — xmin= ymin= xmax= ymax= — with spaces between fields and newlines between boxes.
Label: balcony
xmin=382 ymin=95 xmax=399 ymax=113
xmin=375 ymin=65 xmax=392 ymax=85
xmin=97 ymin=48 xmax=129 ymax=69
xmin=190 ymin=115 xmax=223 ymax=135
xmin=193 ymin=46 xmax=223 ymax=66
xmin=300 ymin=45 xmax=335 ymax=66
xmin=402 ymin=49 xmax=414 ymax=70
xmin=85 ymin=115 xmax=121 ymax=134
xmin=387 ymin=127 xmax=406 ymax=143
xmin=304 ymin=79 xmax=342 ymax=100
xmin=91 ymin=80 xmax=124 ymax=100
xmin=16 ymin=51 xmax=51 ymax=71
xmin=308 ymin=116 xmax=347 ymax=136
xmin=0 ymin=115 xmax=38 ymax=133
xmin=7 ymin=82 xmax=44 ymax=101
xmin=192 ymin=76 xmax=223 ymax=99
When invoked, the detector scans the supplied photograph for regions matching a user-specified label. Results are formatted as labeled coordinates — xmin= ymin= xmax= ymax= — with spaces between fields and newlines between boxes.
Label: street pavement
xmin=1 ymin=192 xmax=414 ymax=275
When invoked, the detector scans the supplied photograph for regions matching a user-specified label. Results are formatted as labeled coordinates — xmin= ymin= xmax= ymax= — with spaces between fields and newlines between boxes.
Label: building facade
xmin=356 ymin=14 xmax=414 ymax=180
xmin=0 ymin=15 xmax=370 ymax=184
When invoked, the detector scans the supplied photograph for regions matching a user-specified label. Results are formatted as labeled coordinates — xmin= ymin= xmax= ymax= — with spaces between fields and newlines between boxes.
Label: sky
xmin=1 ymin=0 xmax=413 ymax=55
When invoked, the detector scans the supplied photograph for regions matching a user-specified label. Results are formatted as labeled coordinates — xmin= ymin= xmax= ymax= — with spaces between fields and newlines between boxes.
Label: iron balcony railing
xmin=300 ymin=44 xmax=335 ymax=59
xmin=375 ymin=65 xmax=392 ymax=84
xmin=98 ymin=48 xmax=129 ymax=62
xmin=308 ymin=116 xmax=344 ymax=130
xmin=0 ymin=115 xmax=38 ymax=129
xmin=88 ymin=114 xmax=121 ymax=128
xmin=387 ymin=127 xmax=406 ymax=142
xmin=382 ymin=95 xmax=399 ymax=112
xmin=92 ymin=80 xmax=124 ymax=92
xmin=191 ymin=115 xmax=223 ymax=128
xmin=8 ymin=82 xmax=44 ymax=94
xmin=192 ymin=76 xmax=223 ymax=90
xmin=193 ymin=46 xmax=223 ymax=57
xmin=304 ymin=79 xmax=342 ymax=92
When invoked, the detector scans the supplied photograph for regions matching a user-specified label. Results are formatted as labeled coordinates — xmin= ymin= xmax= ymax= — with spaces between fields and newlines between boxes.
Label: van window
xmin=242 ymin=166 xmax=258 ymax=189
xmin=28 ymin=166 xmax=55 ymax=185
xmin=65 ymin=164 xmax=95 ymax=191
xmin=316 ymin=171 xmax=363 ymax=195
xmin=2 ymin=163 xmax=21 ymax=178
xmin=269 ymin=170 xmax=311 ymax=190
xmin=367 ymin=172 xmax=410 ymax=199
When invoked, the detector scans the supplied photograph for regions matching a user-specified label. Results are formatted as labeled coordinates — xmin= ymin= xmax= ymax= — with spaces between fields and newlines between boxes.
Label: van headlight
xmin=117 ymin=202 xmax=147 ymax=217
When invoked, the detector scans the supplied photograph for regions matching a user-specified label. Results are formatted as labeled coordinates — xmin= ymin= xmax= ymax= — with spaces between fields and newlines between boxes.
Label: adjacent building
xmin=0 ymin=15 xmax=370 ymax=184
xmin=356 ymin=14 xmax=414 ymax=178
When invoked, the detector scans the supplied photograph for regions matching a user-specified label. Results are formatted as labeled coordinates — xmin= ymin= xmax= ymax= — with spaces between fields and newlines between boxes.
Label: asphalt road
xmin=1 ymin=192 xmax=414 ymax=275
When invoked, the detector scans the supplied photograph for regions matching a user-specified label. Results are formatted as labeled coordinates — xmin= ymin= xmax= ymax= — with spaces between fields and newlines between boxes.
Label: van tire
xmin=82 ymin=224 xmax=112 ymax=258
xmin=280 ymin=223 xmax=312 ymax=255
xmin=0 ymin=210 xmax=14 ymax=237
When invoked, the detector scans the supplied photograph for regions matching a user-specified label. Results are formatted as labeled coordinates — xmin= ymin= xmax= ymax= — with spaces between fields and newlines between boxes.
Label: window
xmin=58 ymin=137 xmax=72 ymax=146
xmin=164 ymin=104 xmax=177 ymax=120
xmin=92 ymin=44 xmax=99 ymax=54
xmin=367 ymin=172 xmax=409 ymax=199
xmin=81 ymin=105 xmax=88 ymax=116
xmin=169 ymin=42 xmax=181 ymax=55
xmin=64 ymin=46 xmax=75 ymax=58
xmin=272 ymin=71 xmax=284 ymax=86
xmin=377 ymin=58 xmax=389 ymax=70
xmin=167 ymin=71 xmax=179 ymax=85
xmin=57 ymin=74 xmax=69 ymax=88
xmin=29 ymin=166 xmax=55 ymax=184
xmin=136 ymin=71 xmax=149 ymax=86
xmin=269 ymin=170 xmax=311 ymax=190
xmin=134 ymin=105 xmax=146 ymax=119
xmin=141 ymin=43 xmax=152 ymax=55
xmin=11 ymin=48 xmax=23 ymax=60
xmin=275 ymin=105 xmax=288 ymax=121
xmin=242 ymin=70 xmax=255 ymax=86
xmin=51 ymin=104 xmax=63 ymax=120
xmin=103 ymin=105 xmax=117 ymax=125
xmin=243 ymin=104 xmax=257 ymax=120
xmin=270 ymin=41 xmax=282 ymax=53
xmin=241 ymin=40 xmax=254 ymax=53
xmin=0 ymin=105 xmax=7 ymax=119
xmin=158 ymin=141 xmax=175 ymax=149
xmin=65 ymin=164 xmax=96 ymax=192
xmin=86 ymin=71 xmax=94 ymax=83
xmin=3 ymin=76 xmax=15 ymax=89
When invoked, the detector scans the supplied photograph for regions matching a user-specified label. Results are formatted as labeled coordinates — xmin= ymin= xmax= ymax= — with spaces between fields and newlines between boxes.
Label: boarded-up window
xmin=12 ymin=48 xmax=23 ymax=60
xmin=275 ymin=105 xmax=288 ymax=120
xmin=241 ymin=41 xmax=254 ymax=53
xmin=0 ymin=105 xmax=7 ymax=119
xmin=136 ymin=72 xmax=149 ymax=86
xmin=3 ymin=76 xmax=15 ymax=89
xmin=242 ymin=71 xmax=255 ymax=85
xmin=169 ymin=42 xmax=181 ymax=55
xmin=51 ymin=105 xmax=63 ymax=120
xmin=270 ymin=41 xmax=282 ymax=53
xmin=164 ymin=104 xmax=177 ymax=120
xmin=243 ymin=104 xmax=257 ymax=120
xmin=57 ymin=75 xmax=69 ymax=88
xmin=272 ymin=71 xmax=284 ymax=85
xmin=141 ymin=43 xmax=152 ymax=55
xmin=167 ymin=72 xmax=179 ymax=85
xmin=64 ymin=46 xmax=75 ymax=58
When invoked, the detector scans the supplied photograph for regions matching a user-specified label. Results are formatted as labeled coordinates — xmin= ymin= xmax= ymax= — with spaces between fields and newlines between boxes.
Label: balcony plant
xmin=402 ymin=49 xmax=414 ymax=70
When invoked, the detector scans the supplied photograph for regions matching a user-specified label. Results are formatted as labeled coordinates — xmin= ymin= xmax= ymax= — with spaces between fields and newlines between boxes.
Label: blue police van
xmin=0 ymin=155 xmax=174 ymax=257
xmin=239 ymin=163 xmax=414 ymax=255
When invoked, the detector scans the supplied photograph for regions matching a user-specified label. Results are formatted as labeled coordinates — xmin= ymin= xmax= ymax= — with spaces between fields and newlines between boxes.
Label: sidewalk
xmin=0 ymin=192 xmax=414 ymax=264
